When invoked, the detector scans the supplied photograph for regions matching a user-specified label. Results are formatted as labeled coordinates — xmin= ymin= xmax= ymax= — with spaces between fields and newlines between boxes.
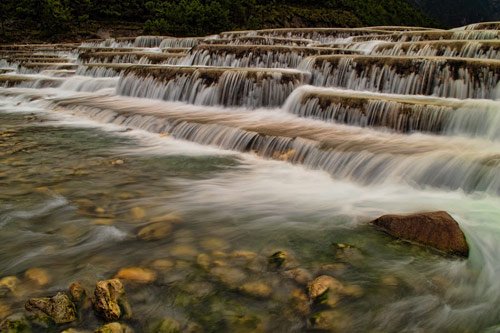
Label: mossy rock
xmin=0 ymin=314 xmax=32 ymax=333
xmin=150 ymin=318 xmax=181 ymax=333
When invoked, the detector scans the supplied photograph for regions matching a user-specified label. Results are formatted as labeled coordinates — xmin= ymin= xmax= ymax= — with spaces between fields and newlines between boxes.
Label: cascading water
xmin=1 ymin=22 xmax=500 ymax=333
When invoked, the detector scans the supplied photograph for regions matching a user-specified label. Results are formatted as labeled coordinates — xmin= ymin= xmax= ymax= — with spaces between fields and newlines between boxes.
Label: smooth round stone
xmin=239 ymin=281 xmax=272 ymax=299
xmin=0 ymin=276 xmax=20 ymax=295
xmin=91 ymin=218 xmax=115 ymax=226
xmin=319 ymin=263 xmax=348 ymax=276
xmin=343 ymin=284 xmax=364 ymax=297
xmin=230 ymin=250 xmax=258 ymax=261
xmin=151 ymin=317 xmax=181 ymax=333
xmin=115 ymin=267 xmax=157 ymax=284
xmin=196 ymin=254 xmax=211 ymax=270
xmin=169 ymin=244 xmax=198 ymax=259
xmin=130 ymin=207 xmax=146 ymax=221
xmin=182 ymin=281 xmax=215 ymax=298
xmin=174 ymin=260 xmax=193 ymax=270
xmin=381 ymin=275 xmax=399 ymax=287
xmin=283 ymin=268 xmax=312 ymax=285
xmin=212 ymin=259 xmax=229 ymax=267
xmin=95 ymin=207 xmax=107 ymax=214
xmin=210 ymin=267 xmax=247 ymax=288
xmin=118 ymin=192 xmax=135 ymax=200
xmin=211 ymin=251 xmax=228 ymax=258
xmin=290 ymin=289 xmax=310 ymax=316
xmin=95 ymin=322 xmax=134 ymax=333
xmin=150 ymin=259 xmax=175 ymax=271
xmin=307 ymin=275 xmax=344 ymax=299
xmin=24 ymin=268 xmax=51 ymax=286
xmin=309 ymin=310 xmax=352 ymax=331
xmin=200 ymin=238 xmax=230 ymax=251
xmin=150 ymin=213 xmax=183 ymax=224
xmin=137 ymin=221 xmax=173 ymax=241
xmin=0 ymin=302 xmax=11 ymax=320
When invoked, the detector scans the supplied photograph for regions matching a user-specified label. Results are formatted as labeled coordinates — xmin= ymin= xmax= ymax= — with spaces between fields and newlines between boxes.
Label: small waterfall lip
xmin=177 ymin=44 xmax=357 ymax=68
xmin=116 ymin=65 xmax=310 ymax=108
xmin=306 ymin=54 xmax=500 ymax=99
xmin=0 ymin=73 xmax=64 ymax=88
xmin=283 ymin=85 xmax=500 ymax=140
xmin=370 ymin=40 xmax=500 ymax=60
xmin=452 ymin=22 xmax=500 ymax=31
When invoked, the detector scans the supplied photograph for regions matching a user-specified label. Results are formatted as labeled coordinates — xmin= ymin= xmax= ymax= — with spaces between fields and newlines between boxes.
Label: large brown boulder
xmin=371 ymin=211 xmax=469 ymax=257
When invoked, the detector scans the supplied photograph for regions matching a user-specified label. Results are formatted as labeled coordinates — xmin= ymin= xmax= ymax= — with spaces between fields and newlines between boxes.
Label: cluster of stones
xmin=0 ymin=209 xmax=469 ymax=332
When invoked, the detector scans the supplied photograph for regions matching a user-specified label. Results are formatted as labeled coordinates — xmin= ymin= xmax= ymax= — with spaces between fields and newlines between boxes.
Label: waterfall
xmin=116 ymin=67 xmax=310 ymax=108
xmin=2 ymin=22 xmax=500 ymax=333
xmin=305 ymin=55 xmax=500 ymax=99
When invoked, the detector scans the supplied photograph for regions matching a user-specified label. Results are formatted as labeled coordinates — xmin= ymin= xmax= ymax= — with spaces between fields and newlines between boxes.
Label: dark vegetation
xmin=408 ymin=0 xmax=500 ymax=28
xmin=0 ymin=0 xmax=435 ymax=42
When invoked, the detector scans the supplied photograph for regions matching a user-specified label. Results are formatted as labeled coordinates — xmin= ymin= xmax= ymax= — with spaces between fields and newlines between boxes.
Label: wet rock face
xmin=25 ymin=292 xmax=77 ymax=324
xmin=93 ymin=279 xmax=131 ymax=322
xmin=371 ymin=211 xmax=469 ymax=257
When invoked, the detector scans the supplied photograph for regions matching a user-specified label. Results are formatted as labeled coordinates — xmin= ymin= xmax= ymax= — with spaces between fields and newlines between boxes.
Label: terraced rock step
xmin=182 ymin=45 xmax=361 ymax=68
xmin=371 ymin=40 xmax=500 ymax=59
xmin=459 ymin=22 xmax=500 ymax=31
xmin=17 ymin=63 xmax=78 ymax=73
xmin=0 ymin=74 xmax=63 ymax=88
xmin=305 ymin=55 xmax=500 ymax=99
xmin=0 ymin=43 xmax=79 ymax=52
xmin=220 ymin=28 xmax=391 ymax=41
xmin=351 ymin=30 xmax=500 ymax=43
xmin=284 ymin=86 xmax=500 ymax=139
xmin=78 ymin=51 xmax=186 ymax=65
xmin=117 ymin=65 xmax=311 ymax=108
xmin=204 ymin=36 xmax=314 ymax=46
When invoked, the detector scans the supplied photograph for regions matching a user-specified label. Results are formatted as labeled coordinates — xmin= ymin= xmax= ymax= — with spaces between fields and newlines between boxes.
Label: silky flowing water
xmin=1 ymin=23 xmax=500 ymax=333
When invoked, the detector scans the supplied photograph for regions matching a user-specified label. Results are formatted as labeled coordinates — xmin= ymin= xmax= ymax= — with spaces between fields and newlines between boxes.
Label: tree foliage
xmin=0 ymin=0 xmax=436 ymax=41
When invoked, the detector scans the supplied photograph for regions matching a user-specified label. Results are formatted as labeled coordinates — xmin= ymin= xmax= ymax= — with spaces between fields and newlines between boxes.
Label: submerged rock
xmin=239 ymin=281 xmax=272 ymax=299
xmin=0 ymin=276 xmax=20 ymax=297
xmin=307 ymin=275 xmax=344 ymax=300
xmin=169 ymin=244 xmax=199 ymax=259
xmin=137 ymin=221 xmax=173 ymax=241
xmin=371 ymin=211 xmax=469 ymax=257
xmin=25 ymin=292 xmax=77 ymax=324
xmin=115 ymin=267 xmax=157 ymax=284
xmin=289 ymin=289 xmax=310 ymax=316
xmin=61 ymin=329 xmax=92 ymax=333
xmin=95 ymin=322 xmax=134 ymax=333
xmin=200 ymin=238 xmax=229 ymax=251
xmin=268 ymin=251 xmax=287 ymax=269
xmin=150 ymin=259 xmax=175 ymax=271
xmin=308 ymin=310 xmax=352 ymax=332
xmin=283 ymin=268 xmax=312 ymax=286
xmin=196 ymin=254 xmax=211 ymax=270
xmin=151 ymin=318 xmax=181 ymax=333
xmin=93 ymin=279 xmax=131 ymax=321
xmin=209 ymin=267 xmax=246 ymax=289
xmin=0 ymin=314 xmax=31 ymax=333
xmin=24 ymin=268 xmax=51 ymax=287
xmin=331 ymin=243 xmax=364 ymax=262
xmin=130 ymin=207 xmax=146 ymax=221
xmin=0 ymin=302 xmax=12 ymax=320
